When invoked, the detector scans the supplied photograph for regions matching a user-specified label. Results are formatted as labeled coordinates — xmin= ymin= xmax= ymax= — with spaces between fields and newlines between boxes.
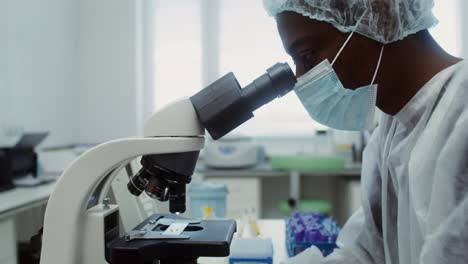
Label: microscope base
xmin=160 ymin=257 xmax=198 ymax=264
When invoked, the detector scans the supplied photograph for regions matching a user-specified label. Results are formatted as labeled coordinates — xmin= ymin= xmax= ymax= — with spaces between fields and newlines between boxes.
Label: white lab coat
xmin=285 ymin=60 xmax=468 ymax=264
xmin=325 ymin=60 xmax=468 ymax=264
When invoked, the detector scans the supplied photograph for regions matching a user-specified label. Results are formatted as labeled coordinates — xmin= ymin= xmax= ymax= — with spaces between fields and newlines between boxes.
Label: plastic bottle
xmin=202 ymin=206 xmax=216 ymax=220
xmin=248 ymin=208 xmax=261 ymax=237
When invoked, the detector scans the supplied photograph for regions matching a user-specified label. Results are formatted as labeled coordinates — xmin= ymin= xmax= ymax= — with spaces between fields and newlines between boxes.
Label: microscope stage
xmin=108 ymin=214 xmax=236 ymax=264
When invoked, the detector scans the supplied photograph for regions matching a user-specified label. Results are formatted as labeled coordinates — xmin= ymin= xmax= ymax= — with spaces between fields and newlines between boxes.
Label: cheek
xmin=334 ymin=54 xmax=362 ymax=88
xmin=295 ymin=64 xmax=308 ymax=78
xmin=333 ymin=40 xmax=380 ymax=89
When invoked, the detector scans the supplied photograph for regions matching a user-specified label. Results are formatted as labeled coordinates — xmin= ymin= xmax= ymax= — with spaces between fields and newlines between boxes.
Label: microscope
xmin=39 ymin=63 xmax=296 ymax=264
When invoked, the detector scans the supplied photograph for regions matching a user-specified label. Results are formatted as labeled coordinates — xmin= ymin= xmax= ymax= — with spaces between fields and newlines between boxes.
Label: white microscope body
xmin=38 ymin=63 xmax=296 ymax=264
xmin=40 ymin=99 xmax=204 ymax=264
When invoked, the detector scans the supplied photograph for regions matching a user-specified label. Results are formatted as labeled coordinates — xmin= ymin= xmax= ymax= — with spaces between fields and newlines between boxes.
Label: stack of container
xmin=285 ymin=212 xmax=340 ymax=257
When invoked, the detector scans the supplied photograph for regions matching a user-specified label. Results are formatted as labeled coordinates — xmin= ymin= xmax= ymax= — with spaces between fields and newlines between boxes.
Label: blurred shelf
xmin=196 ymin=161 xmax=361 ymax=178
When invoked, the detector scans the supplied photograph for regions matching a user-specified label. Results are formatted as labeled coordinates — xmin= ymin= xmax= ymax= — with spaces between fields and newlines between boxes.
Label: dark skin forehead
xmin=275 ymin=11 xmax=351 ymax=79
xmin=275 ymin=11 xmax=381 ymax=89
xmin=276 ymin=12 xmax=340 ymax=59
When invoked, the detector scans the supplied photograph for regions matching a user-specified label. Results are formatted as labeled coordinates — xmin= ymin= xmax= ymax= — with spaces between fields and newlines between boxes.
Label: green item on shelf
xmin=270 ymin=155 xmax=346 ymax=172
xmin=280 ymin=199 xmax=331 ymax=214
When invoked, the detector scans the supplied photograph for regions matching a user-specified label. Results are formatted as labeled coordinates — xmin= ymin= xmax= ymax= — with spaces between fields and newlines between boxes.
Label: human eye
xmin=298 ymin=49 xmax=318 ymax=66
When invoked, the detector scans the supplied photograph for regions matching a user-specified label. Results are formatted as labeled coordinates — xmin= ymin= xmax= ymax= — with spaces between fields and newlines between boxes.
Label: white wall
xmin=78 ymin=0 xmax=152 ymax=143
xmin=0 ymin=0 xmax=153 ymax=146
xmin=78 ymin=0 xmax=137 ymax=143
xmin=0 ymin=0 xmax=79 ymax=147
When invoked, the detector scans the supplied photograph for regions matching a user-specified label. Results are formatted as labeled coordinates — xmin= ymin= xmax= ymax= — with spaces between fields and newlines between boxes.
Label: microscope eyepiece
xmin=190 ymin=62 xmax=296 ymax=139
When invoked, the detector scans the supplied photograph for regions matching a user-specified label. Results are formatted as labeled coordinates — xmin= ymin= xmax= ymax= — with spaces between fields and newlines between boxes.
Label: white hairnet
xmin=263 ymin=0 xmax=438 ymax=44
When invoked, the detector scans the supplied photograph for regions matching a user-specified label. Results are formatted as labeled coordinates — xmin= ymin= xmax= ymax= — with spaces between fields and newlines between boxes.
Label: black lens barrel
xmin=127 ymin=169 xmax=152 ymax=196
xmin=190 ymin=63 xmax=296 ymax=139
xmin=169 ymin=184 xmax=186 ymax=214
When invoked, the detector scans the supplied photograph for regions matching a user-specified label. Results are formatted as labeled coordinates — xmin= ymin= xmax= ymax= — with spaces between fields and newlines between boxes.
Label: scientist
xmin=263 ymin=0 xmax=468 ymax=263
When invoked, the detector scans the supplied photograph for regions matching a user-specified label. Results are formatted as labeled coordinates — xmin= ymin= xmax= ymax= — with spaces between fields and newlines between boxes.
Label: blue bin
xmin=285 ymin=212 xmax=340 ymax=257
xmin=229 ymin=238 xmax=273 ymax=264
xmin=189 ymin=182 xmax=228 ymax=219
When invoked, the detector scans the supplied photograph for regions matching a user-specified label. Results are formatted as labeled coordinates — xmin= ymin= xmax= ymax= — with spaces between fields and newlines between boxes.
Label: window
xmin=153 ymin=0 xmax=202 ymax=111
xmin=430 ymin=0 xmax=462 ymax=56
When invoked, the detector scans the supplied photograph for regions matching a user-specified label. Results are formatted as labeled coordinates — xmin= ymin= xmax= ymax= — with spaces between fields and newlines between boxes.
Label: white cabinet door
xmin=0 ymin=257 xmax=17 ymax=264
xmin=207 ymin=178 xmax=261 ymax=219
xmin=0 ymin=219 xmax=17 ymax=264
xmin=344 ymin=180 xmax=362 ymax=218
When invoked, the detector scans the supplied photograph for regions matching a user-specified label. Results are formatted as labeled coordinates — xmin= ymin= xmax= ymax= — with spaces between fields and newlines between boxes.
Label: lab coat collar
xmin=394 ymin=61 xmax=463 ymax=128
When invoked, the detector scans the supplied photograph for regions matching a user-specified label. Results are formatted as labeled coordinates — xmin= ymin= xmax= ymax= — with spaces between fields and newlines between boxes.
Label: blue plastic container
xmin=285 ymin=212 xmax=340 ymax=257
xmin=229 ymin=238 xmax=273 ymax=264
xmin=189 ymin=182 xmax=228 ymax=219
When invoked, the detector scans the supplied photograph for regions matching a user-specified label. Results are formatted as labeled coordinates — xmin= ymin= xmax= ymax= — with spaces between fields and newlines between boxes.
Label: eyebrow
xmin=286 ymin=35 xmax=318 ymax=55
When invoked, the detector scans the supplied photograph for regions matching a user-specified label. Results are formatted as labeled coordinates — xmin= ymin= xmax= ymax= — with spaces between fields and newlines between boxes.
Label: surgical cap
xmin=263 ymin=0 xmax=438 ymax=44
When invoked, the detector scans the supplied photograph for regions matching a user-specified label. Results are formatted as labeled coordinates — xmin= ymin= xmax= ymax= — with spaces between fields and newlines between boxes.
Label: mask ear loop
xmin=331 ymin=9 xmax=369 ymax=66
xmin=370 ymin=45 xmax=385 ymax=85
xmin=366 ymin=44 xmax=384 ymax=130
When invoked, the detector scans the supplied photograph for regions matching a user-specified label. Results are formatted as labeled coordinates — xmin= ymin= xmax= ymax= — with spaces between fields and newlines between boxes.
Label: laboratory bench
xmin=0 ymin=181 xmax=287 ymax=264
xmin=0 ymin=182 xmax=56 ymax=220
xmin=0 ymin=154 xmax=361 ymax=263
xmin=0 ymin=181 xmax=56 ymax=264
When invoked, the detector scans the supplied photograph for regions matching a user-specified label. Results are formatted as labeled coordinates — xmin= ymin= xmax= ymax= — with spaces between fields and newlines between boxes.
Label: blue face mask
xmin=294 ymin=13 xmax=384 ymax=131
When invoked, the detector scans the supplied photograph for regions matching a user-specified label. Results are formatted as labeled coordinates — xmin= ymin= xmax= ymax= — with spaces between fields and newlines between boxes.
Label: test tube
xmin=307 ymin=230 xmax=319 ymax=242
xmin=295 ymin=226 xmax=305 ymax=242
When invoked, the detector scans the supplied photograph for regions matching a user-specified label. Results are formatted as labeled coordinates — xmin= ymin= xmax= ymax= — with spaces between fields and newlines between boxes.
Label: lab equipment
xmin=237 ymin=208 xmax=261 ymax=238
xmin=0 ymin=151 xmax=14 ymax=191
xmin=321 ymin=61 xmax=468 ymax=264
xmin=247 ymin=208 xmax=261 ymax=237
xmin=279 ymin=199 xmax=331 ymax=215
xmin=293 ymin=12 xmax=384 ymax=131
xmin=39 ymin=62 xmax=296 ymax=264
xmin=285 ymin=212 xmax=340 ymax=257
xmin=38 ymin=145 xmax=89 ymax=175
xmin=263 ymin=0 xmax=438 ymax=44
xmin=204 ymin=136 xmax=265 ymax=169
xmin=0 ymin=132 xmax=49 ymax=191
xmin=108 ymin=214 xmax=236 ymax=264
xmin=270 ymin=155 xmax=346 ymax=172
xmin=229 ymin=238 xmax=274 ymax=264
xmin=189 ymin=182 xmax=228 ymax=219
xmin=202 ymin=206 xmax=216 ymax=220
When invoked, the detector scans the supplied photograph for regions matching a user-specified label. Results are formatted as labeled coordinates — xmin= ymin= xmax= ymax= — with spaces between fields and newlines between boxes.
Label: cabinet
xmin=0 ymin=219 xmax=17 ymax=264
xmin=206 ymin=177 xmax=261 ymax=219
